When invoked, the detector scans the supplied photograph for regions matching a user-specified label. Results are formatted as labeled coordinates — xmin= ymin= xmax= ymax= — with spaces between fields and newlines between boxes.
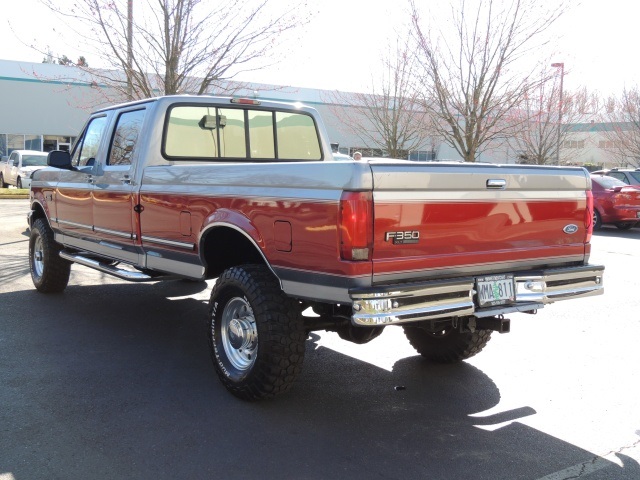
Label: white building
xmin=0 ymin=59 xmax=632 ymax=168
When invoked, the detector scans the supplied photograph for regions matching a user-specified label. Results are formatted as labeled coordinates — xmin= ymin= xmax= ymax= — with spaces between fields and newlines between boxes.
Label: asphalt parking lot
xmin=1 ymin=198 xmax=639 ymax=480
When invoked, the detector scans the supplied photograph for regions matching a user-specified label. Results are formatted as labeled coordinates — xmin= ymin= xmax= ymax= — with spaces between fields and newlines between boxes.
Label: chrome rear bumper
xmin=350 ymin=264 xmax=604 ymax=326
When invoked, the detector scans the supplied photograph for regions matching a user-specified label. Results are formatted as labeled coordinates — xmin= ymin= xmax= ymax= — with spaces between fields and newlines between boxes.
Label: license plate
xmin=476 ymin=275 xmax=515 ymax=307
xmin=636 ymin=211 xmax=640 ymax=219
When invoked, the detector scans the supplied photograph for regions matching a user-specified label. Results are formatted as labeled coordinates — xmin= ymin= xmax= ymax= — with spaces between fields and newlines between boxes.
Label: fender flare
xmin=198 ymin=209 xmax=280 ymax=282
xmin=28 ymin=197 xmax=52 ymax=229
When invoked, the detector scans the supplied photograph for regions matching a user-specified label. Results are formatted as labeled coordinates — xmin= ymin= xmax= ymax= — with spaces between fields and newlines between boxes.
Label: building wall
xmin=0 ymin=58 xmax=634 ymax=168
xmin=0 ymin=60 xmax=109 ymax=155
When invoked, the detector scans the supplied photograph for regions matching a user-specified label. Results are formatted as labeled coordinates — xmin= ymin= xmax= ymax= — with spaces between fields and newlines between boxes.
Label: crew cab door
xmin=91 ymin=107 xmax=146 ymax=264
xmin=54 ymin=115 xmax=108 ymax=239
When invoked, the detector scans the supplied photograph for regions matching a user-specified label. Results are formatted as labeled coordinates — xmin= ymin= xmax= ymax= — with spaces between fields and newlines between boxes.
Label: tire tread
xmin=208 ymin=265 xmax=305 ymax=400
xmin=403 ymin=325 xmax=492 ymax=363
xmin=30 ymin=218 xmax=71 ymax=293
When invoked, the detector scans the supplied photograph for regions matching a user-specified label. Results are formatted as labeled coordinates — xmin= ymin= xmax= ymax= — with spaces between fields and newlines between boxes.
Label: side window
xmin=609 ymin=172 xmax=627 ymax=184
xmin=71 ymin=116 xmax=108 ymax=167
xmin=9 ymin=152 xmax=18 ymax=164
xmin=108 ymin=109 xmax=146 ymax=166
xmin=218 ymin=108 xmax=246 ymax=158
xmin=275 ymin=112 xmax=321 ymax=160
xmin=165 ymin=106 xmax=219 ymax=158
xmin=248 ymin=110 xmax=275 ymax=159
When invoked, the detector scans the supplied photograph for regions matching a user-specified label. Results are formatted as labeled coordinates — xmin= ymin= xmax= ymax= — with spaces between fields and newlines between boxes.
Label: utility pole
xmin=551 ymin=62 xmax=564 ymax=165
xmin=127 ymin=0 xmax=133 ymax=100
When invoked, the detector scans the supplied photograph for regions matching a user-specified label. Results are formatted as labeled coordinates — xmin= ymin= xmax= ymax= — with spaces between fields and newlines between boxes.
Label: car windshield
xmin=592 ymin=175 xmax=627 ymax=189
xmin=21 ymin=155 xmax=48 ymax=167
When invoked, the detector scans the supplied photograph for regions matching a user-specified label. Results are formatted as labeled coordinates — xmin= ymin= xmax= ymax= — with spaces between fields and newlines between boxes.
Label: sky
xmin=2 ymin=0 xmax=639 ymax=97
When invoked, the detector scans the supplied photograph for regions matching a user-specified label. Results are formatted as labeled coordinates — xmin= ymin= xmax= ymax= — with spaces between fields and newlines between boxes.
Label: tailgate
xmin=370 ymin=162 xmax=591 ymax=285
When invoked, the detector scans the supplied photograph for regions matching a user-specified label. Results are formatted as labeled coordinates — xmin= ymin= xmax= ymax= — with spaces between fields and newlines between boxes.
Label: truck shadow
xmin=0 ymin=253 xmax=30 ymax=288
xmin=0 ymin=281 xmax=638 ymax=480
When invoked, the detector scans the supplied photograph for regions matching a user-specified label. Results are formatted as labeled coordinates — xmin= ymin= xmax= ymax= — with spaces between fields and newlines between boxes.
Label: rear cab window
xmin=162 ymin=103 xmax=322 ymax=162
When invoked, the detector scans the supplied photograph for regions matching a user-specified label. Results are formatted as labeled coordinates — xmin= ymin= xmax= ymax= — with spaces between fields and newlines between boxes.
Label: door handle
xmin=87 ymin=175 xmax=95 ymax=184
xmin=486 ymin=179 xmax=506 ymax=189
xmin=121 ymin=175 xmax=132 ymax=185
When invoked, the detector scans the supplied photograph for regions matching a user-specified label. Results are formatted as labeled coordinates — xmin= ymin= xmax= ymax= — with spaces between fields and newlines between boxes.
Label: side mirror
xmin=47 ymin=150 xmax=73 ymax=170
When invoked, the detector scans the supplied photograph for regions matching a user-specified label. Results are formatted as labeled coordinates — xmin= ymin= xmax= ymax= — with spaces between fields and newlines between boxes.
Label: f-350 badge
xmin=385 ymin=231 xmax=420 ymax=244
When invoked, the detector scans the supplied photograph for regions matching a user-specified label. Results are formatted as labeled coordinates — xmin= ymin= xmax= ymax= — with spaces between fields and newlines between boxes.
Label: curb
xmin=0 ymin=195 xmax=29 ymax=199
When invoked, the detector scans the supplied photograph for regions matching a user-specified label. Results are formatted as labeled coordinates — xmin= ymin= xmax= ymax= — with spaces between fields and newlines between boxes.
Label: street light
xmin=551 ymin=62 xmax=564 ymax=164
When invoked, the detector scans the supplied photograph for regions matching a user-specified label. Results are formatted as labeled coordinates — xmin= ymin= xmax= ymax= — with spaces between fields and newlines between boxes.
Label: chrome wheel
xmin=220 ymin=296 xmax=258 ymax=372
xmin=32 ymin=234 xmax=45 ymax=279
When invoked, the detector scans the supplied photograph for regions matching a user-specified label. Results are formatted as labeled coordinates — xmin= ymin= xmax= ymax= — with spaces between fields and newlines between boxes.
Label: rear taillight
xmin=585 ymin=190 xmax=593 ymax=243
xmin=339 ymin=191 xmax=373 ymax=261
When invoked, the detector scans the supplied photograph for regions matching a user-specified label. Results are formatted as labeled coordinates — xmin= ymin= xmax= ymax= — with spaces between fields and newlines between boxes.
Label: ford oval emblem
xmin=563 ymin=224 xmax=579 ymax=234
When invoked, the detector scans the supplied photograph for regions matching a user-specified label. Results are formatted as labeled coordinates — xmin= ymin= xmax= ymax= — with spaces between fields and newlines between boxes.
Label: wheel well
xmin=201 ymin=226 xmax=266 ymax=279
xmin=29 ymin=202 xmax=47 ymax=227
xmin=594 ymin=208 xmax=603 ymax=221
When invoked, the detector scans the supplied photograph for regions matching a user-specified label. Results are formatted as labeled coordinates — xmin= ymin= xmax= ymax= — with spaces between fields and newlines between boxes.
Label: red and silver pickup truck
xmin=27 ymin=95 xmax=604 ymax=400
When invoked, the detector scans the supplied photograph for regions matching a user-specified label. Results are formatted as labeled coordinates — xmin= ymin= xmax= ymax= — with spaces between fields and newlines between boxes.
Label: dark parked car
xmin=591 ymin=174 xmax=640 ymax=230
xmin=591 ymin=168 xmax=640 ymax=186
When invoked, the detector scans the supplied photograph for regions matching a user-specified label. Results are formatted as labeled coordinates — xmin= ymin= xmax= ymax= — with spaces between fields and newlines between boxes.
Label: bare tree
xmin=508 ymin=71 xmax=599 ymax=165
xmin=42 ymin=52 xmax=90 ymax=67
xmin=410 ymin=0 xmax=566 ymax=162
xmin=325 ymin=38 xmax=435 ymax=159
xmin=599 ymin=87 xmax=640 ymax=167
xmin=42 ymin=0 xmax=311 ymax=101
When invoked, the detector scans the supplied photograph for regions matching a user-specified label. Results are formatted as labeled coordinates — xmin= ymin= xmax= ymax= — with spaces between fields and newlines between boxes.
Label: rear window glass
xmin=592 ymin=175 xmax=627 ymax=189
xmin=163 ymin=104 xmax=321 ymax=161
